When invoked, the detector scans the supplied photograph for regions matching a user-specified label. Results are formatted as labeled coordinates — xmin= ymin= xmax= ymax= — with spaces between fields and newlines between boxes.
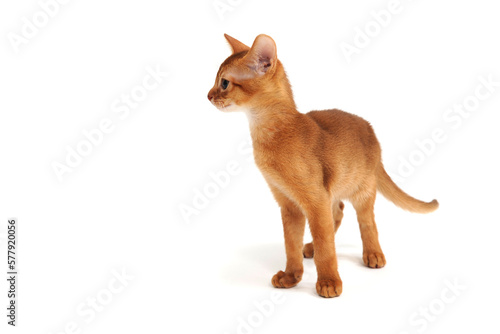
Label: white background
xmin=1 ymin=0 xmax=499 ymax=333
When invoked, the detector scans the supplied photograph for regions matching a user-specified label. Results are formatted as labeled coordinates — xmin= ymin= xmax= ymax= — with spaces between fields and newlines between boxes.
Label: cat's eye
xmin=221 ymin=79 xmax=229 ymax=90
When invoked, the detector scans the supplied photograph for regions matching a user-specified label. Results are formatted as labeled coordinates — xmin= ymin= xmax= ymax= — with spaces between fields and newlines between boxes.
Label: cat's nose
xmin=207 ymin=92 xmax=213 ymax=102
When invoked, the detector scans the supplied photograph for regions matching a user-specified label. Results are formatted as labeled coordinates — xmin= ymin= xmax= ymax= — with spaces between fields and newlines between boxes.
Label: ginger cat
xmin=208 ymin=34 xmax=438 ymax=298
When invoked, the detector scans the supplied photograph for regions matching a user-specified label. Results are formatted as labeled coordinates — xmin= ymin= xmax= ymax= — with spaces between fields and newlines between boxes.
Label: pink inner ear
xmin=246 ymin=35 xmax=277 ymax=75
xmin=257 ymin=57 xmax=272 ymax=73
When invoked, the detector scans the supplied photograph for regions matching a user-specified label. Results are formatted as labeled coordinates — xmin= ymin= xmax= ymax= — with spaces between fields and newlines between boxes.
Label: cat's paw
xmin=316 ymin=278 xmax=343 ymax=298
xmin=363 ymin=251 xmax=386 ymax=268
xmin=303 ymin=243 xmax=314 ymax=258
xmin=271 ymin=270 xmax=302 ymax=288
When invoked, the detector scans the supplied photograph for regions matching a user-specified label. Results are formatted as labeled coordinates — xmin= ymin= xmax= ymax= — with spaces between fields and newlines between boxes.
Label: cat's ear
xmin=224 ymin=34 xmax=250 ymax=54
xmin=243 ymin=34 xmax=277 ymax=76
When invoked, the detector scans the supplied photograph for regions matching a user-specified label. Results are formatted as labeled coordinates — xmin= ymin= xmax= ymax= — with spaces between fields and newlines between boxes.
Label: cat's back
xmin=306 ymin=108 xmax=380 ymax=153
xmin=307 ymin=109 xmax=371 ymax=135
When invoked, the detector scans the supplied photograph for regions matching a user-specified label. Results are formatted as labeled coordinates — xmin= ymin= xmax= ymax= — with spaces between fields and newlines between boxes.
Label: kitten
xmin=208 ymin=34 xmax=438 ymax=298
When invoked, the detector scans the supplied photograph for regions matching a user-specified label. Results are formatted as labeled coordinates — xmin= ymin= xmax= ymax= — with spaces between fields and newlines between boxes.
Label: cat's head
xmin=207 ymin=34 xmax=289 ymax=113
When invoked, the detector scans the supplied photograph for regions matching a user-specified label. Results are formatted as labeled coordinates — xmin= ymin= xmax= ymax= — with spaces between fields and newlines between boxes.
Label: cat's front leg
xmin=269 ymin=186 xmax=305 ymax=289
xmin=307 ymin=199 xmax=343 ymax=298
xmin=303 ymin=200 xmax=345 ymax=258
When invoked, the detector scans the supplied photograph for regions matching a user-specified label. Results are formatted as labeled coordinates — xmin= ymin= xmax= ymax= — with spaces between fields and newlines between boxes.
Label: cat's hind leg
xmin=351 ymin=186 xmax=386 ymax=268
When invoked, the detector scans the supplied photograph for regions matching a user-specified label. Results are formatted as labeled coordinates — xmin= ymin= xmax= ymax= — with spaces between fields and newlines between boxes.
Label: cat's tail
xmin=376 ymin=166 xmax=439 ymax=214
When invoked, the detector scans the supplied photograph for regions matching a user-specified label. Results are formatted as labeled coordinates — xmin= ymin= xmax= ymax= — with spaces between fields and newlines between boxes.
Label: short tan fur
xmin=208 ymin=34 xmax=438 ymax=298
